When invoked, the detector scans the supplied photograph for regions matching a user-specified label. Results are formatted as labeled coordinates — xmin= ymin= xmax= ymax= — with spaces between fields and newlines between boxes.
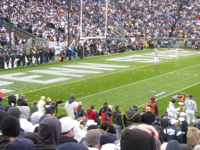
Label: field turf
xmin=1 ymin=48 xmax=200 ymax=117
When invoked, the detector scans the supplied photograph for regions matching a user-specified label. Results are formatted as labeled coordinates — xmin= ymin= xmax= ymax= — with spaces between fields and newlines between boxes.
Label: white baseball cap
xmin=86 ymin=120 xmax=97 ymax=127
xmin=59 ymin=117 xmax=75 ymax=133
xmin=180 ymin=112 xmax=187 ymax=117
xmin=171 ymin=120 xmax=178 ymax=125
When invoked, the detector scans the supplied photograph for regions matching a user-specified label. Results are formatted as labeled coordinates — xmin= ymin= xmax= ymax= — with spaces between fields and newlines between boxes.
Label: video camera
xmin=53 ymin=100 xmax=63 ymax=104
xmin=52 ymin=100 xmax=63 ymax=116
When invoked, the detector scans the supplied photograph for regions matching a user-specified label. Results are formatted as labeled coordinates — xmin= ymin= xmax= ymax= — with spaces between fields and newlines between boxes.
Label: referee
xmin=183 ymin=95 xmax=198 ymax=125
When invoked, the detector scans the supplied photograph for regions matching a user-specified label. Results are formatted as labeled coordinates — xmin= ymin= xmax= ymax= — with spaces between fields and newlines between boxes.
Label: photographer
xmin=8 ymin=93 xmax=16 ymax=107
xmin=17 ymin=95 xmax=28 ymax=107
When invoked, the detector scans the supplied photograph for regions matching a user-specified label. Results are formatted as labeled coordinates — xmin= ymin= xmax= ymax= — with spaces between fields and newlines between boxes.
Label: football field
xmin=1 ymin=48 xmax=200 ymax=117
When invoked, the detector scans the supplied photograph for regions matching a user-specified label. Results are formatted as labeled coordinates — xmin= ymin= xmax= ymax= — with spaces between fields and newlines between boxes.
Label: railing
xmin=0 ymin=19 xmax=46 ymax=41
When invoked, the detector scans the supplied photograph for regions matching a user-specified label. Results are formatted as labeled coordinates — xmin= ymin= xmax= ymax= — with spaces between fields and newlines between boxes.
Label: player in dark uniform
xmin=11 ymin=51 xmax=16 ymax=68
xmin=39 ymin=48 xmax=44 ymax=64
xmin=35 ymin=50 xmax=40 ymax=65
xmin=5 ymin=52 xmax=10 ymax=68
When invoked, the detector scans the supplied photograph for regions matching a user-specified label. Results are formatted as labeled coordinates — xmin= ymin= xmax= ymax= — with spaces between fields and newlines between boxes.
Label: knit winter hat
xmin=1 ymin=116 xmax=20 ymax=137
xmin=7 ymin=107 xmax=21 ymax=119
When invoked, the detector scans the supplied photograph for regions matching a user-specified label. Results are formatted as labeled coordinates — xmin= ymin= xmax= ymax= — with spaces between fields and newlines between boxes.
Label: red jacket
xmin=87 ymin=109 xmax=97 ymax=121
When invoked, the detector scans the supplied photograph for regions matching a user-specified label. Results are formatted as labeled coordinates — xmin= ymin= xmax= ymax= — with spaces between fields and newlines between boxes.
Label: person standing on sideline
xmin=167 ymin=100 xmax=180 ymax=120
xmin=142 ymin=107 xmax=156 ymax=125
xmin=187 ymin=121 xmax=200 ymax=148
xmin=145 ymin=96 xmax=158 ymax=116
xmin=154 ymin=50 xmax=160 ymax=66
xmin=178 ymin=112 xmax=188 ymax=144
xmin=183 ymin=95 xmax=198 ymax=126
xmin=123 ymin=105 xmax=142 ymax=127
xmin=157 ymin=39 xmax=161 ymax=50
xmin=112 ymin=105 xmax=123 ymax=139
xmin=37 ymin=96 xmax=46 ymax=113
xmin=163 ymin=120 xmax=183 ymax=143
xmin=65 ymin=94 xmax=78 ymax=120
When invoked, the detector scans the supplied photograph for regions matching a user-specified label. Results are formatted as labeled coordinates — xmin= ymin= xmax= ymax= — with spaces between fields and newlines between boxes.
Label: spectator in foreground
xmin=100 ymin=133 xmax=117 ymax=148
xmin=165 ymin=140 xmax=182 ymax=150
xmin=19 ymin=106 xmax=34 ymax=133
xmin=57 ymin=143 xmax=88 ymax=150
xmin=83 ymin=129 xmax=102 ymax=150
xmin=59 ymin=117 xmax=78 ymax=145
xmin=4 ymin=138 xmax=35 ymax=150
xmin=0 ymin=97 xmax=3 ymax=110
xmin=0 ymin=116 xmax=20 ymax=150
xmin=187 ymin=121 xmax=200 ymax=148
xmin=121 ymin=124 xmax=158 ymax=150
xmin=163 ymin=120 xmax=183 ymax=143
xmin=7 ymin=107 xmax=25 ymax=138
xmin=35 ymin=116 xmax=61 ymax=150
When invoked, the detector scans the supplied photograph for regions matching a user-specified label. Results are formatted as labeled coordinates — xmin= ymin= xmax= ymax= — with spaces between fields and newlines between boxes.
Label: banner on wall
xmin=49 ymin=41 xmax=68 ymax=55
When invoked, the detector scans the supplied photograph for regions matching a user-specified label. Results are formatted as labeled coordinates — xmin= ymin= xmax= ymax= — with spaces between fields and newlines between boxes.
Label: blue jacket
xmin=178 ymin=118 xmax=188 ymax=133
xmin=0 ymin=104 xmax=3 ymax=110
xmin=163 ymin=126 xmax=183 ymax=142
xmin=197 ymin=120 xmax=200 ymax=130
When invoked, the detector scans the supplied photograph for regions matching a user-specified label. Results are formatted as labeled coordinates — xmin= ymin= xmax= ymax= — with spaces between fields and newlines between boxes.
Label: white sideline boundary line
xmin=138 ymin=81 xmax=200 ymax=108
xmin=58 ymin=63 xmax=200 ymax=109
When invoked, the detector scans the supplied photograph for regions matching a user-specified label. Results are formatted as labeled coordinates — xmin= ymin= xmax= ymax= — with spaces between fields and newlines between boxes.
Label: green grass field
xmin=1 ymin=48 xmax=200 ymax=117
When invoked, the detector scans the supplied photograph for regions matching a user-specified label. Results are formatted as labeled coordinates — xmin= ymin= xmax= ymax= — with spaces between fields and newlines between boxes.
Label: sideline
xmin=2 ymin=52 xmax=200 ymax=99
xmin=59 ymin=81 xmax=200 ymax=110
xmin=57 ymin=63 xmax=200 ymax=108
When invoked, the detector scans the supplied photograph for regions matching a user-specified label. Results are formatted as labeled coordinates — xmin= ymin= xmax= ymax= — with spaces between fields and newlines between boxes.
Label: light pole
xmin=8 ymin=0 xmax=11 ymax=49
xmin=68 ymin=0 xmax=71 ymax=60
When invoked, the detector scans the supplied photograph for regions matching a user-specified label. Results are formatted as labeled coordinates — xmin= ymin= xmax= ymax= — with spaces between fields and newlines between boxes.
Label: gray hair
xmin=70 ymin=94 xmax=75 ymax=99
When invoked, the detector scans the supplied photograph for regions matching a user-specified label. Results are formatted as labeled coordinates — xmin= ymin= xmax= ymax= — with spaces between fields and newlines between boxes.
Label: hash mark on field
xmin=58 ymin=63 xmax=200 ymax=107
xmin=139 ymin=81 xmax=200 ymax=108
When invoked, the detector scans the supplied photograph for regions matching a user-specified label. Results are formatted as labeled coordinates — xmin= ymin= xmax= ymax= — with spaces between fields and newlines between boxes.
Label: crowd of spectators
xmin=0 ymin=0 xmax=200 ymax=47
xmin=0 ymin=94 xmax=200 ymax=150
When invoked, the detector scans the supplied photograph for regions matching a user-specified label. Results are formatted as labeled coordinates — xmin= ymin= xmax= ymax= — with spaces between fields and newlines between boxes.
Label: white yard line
xmin=58 ymin=63 xmax=200 ymax=109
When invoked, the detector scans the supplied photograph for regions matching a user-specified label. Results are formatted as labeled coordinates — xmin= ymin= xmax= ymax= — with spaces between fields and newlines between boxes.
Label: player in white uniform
xmin=183 ymin=95 xmax=198 ymax=125
xmin=154 ymin=50 xmax=160 ymax=66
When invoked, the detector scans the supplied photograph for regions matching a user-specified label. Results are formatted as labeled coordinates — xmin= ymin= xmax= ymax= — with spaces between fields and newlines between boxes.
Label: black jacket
xmin=58 ymin=136 xmax=77 ymax=146
xmin=142 ymin=112 xmax=156 ymax=125
xmin=123 ymin=109 xmax=142 ymax=127
xmin=0 ymin=136 xmax=11 ymax=150
xmin=112 ymin=111 xmax=123 ymax=129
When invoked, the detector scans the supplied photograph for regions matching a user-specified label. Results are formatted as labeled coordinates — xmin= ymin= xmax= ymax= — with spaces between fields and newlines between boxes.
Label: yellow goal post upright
xmin=79 ymin=0 xmax=108 ymax=59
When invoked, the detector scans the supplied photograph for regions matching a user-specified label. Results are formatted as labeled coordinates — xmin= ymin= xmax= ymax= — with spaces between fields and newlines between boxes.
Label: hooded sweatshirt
xmin=187 ymin=126 xmax=200 ymax=148
xmin=31 ymin=111 xmax=44 ymax=125
xmin=65 ymin=98 xmax=78 ymax=120
xmin=87 ymin=109 xmax=97 ymax=121
xmin=19 ymin=106 xmax=34 ymax=133
xmin=35 ymin=116 xmax=61 ymax=150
